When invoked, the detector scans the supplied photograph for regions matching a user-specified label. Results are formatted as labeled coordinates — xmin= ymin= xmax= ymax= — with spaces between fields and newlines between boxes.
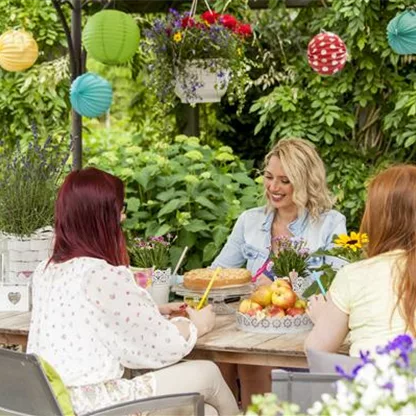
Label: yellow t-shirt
xmin=330 ymin=250 xmax=407 ymax=357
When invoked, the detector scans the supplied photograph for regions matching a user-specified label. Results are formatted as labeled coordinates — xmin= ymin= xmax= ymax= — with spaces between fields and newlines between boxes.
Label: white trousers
xmin=154 ymin=360 xmax=240 ymax=416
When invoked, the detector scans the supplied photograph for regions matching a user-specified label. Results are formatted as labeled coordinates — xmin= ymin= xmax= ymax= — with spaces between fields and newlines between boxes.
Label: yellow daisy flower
xmin=334 ymin=232 xmax=368 ymax=252
xmin=173 ymin=32 xmax=182 ymax=43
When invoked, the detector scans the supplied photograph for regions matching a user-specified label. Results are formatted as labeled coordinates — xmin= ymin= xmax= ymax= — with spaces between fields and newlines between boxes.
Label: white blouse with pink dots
xmin=27 ymin=257 xmax=197 ymax=388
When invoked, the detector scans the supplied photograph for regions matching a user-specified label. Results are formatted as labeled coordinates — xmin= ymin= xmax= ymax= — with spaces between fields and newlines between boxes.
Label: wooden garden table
xmin=0 ymin=308 xmax=347 ymax=367
xmin=189 ymin=310 xmax=313 ymax=368
xmin=0 ymin=311 xmax=31 ymax=350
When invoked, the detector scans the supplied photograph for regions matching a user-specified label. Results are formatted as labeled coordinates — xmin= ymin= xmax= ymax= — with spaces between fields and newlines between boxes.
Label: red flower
xmin=201 ymin=10 xmax=219 ymax=24
xmin=219 ymin=14 xmax=238 ymax=29
xmin=181 ymin=16 xmax=195 ymax=28
xmin=235 ymin=23 xmax=253 ymax=37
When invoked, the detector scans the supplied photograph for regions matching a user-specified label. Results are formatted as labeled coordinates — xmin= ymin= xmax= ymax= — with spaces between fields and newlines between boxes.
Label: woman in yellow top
xmin=305 ymin=164 xmax=416 ymax=356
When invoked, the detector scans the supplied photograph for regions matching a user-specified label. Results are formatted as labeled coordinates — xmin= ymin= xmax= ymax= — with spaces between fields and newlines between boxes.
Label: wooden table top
xmin=188 ymin=311 xmax=313 ymax=368
xmin=0 ymin=311 xmax=31 ymax=335
xmin=0 ymin=309 xmax=346 ymax=368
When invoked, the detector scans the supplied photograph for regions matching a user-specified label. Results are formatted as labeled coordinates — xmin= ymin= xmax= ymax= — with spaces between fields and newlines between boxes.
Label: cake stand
xmin=171 ymin=284 xmax=254 ymax=315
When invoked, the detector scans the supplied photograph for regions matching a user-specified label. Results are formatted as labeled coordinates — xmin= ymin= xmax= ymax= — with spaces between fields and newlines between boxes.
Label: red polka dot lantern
xmin=307 ymin=32 xmax=348 ymax=75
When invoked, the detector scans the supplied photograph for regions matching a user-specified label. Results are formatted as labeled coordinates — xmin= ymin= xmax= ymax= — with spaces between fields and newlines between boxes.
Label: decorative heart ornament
xmin=8 ymin=292 xmax=21 ymax=305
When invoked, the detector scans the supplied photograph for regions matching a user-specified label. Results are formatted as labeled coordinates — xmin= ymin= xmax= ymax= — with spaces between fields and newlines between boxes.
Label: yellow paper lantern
xmin=0 ymin=30 xmax=39 ymax=72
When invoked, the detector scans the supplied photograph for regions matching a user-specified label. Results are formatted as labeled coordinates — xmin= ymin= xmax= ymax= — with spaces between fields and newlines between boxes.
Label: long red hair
xmin=360 ymin=164 xmax=416 ymax=335
xmin=51 ymin=167 xmax=129 ymax=266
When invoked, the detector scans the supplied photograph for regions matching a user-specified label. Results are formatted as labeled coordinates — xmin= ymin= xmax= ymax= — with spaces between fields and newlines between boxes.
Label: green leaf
xmin=157 ymin=199 xmax=188 ymax=217
xmin=213 ymin=225 xmax=229 ymax=247
xmin=126 ymin=197 xmax=141 ymax=211
xmin=203 ymin=242 xmax=218 ymax=263
xmin=154 ymin=223 xmax=171 ymax=237
xmin=184 ymin=219 xmax=210 ymax=232
xmin=195 ymin=196 xmax=217 ymax=211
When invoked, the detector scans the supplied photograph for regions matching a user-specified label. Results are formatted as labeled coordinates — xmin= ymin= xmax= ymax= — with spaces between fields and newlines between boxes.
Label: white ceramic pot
xmin=174 ymin=60 xmax=231 ymax=104
xmin=0 ymin=227 xmax=54 ymax=284
xmin=149 ymin=268 xmax=171 ymax=305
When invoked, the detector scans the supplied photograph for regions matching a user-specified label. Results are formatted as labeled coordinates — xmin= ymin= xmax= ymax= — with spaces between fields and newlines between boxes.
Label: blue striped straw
xmin=312 ymin=271 xmax=327 ymax=298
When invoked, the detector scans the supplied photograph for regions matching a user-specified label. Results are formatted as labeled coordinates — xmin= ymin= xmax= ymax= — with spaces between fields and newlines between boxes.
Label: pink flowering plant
xmin=128 ymin=235 xmax=174 ymax=269
xmin=143 ymin=7 xmax=252 ymax=108
xmin=269 ymin=236 xmax=310 ymax=279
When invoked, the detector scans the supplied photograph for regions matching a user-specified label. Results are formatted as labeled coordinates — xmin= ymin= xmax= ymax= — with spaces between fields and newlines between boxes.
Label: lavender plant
xmin=142 ymin=8 xmax=252 ymax=109
xmin=128 ymin=235 xmax=174 ymax=270
xmin=0 ymin=125 xmax=71 ymax=237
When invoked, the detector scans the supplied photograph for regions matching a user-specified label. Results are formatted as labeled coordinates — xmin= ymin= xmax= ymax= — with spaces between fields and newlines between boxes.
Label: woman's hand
xmin=186 ymin=304 xmax=216 ymax=337
xmin=159 ymin=302 xmax=186 ymax=317
xmin=255 ymin=274 xmax=273 ymax=287
xmin=306 ymin=294 xmax=327 ymax=324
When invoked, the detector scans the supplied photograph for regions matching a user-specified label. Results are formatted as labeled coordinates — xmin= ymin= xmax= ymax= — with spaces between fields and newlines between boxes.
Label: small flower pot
xmin=0 ymin=227 xmax=53 ymax=284
xmin=174 ymin=60 xmax=231 ymax=104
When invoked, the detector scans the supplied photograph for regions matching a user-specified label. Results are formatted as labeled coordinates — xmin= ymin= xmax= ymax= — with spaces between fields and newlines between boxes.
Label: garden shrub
xmin=85 ymin=132 xmax=263 ymax=271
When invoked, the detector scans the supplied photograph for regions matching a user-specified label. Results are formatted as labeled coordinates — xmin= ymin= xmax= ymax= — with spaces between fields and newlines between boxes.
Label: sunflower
xmin=334 ymin=232 xmax=369 ymax=252
xmin=173 ymin=32 xmax=183 ymax=43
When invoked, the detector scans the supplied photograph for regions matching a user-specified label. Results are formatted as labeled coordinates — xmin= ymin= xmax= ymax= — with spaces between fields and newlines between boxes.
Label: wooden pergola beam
xmin=89 ymin=0 xmax=319 ymax=13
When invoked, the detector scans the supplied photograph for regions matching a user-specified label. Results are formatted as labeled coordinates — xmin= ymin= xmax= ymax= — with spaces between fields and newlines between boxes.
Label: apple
xmin=265 ymin=305 xmax=285 ymax=318
xmin=251 ymin=286 xmax=273 ymax=307
xmin=270 ymin=279 xmax=292 ymax=293
xmin=286 ymin=307 xmax=305 ymax=317
xmin=271 ymin=287 xmax=297 ymax=309
xmin=294 ymin=298 xmax=307 ymax=309
xmin=239 ymin=299 xmax=263 ymax=314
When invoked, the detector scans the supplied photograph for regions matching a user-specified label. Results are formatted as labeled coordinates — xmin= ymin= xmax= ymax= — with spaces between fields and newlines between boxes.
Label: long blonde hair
xmin=360 ymin=164 xmax=416 ymax=336
xmin=264 ymin=138 xmax=333 ymax=220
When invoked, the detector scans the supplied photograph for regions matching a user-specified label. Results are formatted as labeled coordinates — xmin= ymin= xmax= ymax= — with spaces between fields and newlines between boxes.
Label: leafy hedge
xmin=85 ymin=132 xmax=263 ymax=271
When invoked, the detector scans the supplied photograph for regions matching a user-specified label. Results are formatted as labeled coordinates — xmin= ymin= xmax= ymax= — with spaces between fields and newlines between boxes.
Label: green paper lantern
xmin=387 ymin=10 xmax=416 ymax=55
xmin=83 ymin=10 xmax=140 ymax=64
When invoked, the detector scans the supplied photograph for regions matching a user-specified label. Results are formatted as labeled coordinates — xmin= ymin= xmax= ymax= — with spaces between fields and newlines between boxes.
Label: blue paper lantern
xmin=70 ymin=73 xmax=113 ymax=118
xmin=387 ymin=10 xmax=416 ymax=55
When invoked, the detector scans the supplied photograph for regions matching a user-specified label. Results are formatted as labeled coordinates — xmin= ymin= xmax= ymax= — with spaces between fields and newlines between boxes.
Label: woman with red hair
xmin=306 ymin=164 xmax=416 ymax=356
xmin=27 ymin=167 xmax=238 ymax=416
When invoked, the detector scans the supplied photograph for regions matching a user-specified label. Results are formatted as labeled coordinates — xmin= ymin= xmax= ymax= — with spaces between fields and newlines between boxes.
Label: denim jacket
xmin=211 ymin=206 xmax=347 ymax=275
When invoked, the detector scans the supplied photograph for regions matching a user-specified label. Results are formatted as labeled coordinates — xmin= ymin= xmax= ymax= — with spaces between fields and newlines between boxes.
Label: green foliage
xmin=0 ymin=0 xmax=70 ymax=146
xmin=0 ymin=127 xmax=70 ymax=236
xmin=243 ymin=393 xmax=302 ymax=416
xmin=223 ymin=0 xmax=416 ymax=229
xmin=84 ymin=132 xmax=262 ymax=271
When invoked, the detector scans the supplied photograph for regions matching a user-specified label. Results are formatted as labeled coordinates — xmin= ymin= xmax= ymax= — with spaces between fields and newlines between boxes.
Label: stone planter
xmin=0 ymin=227 xmax=53 ymax=284
xmin=174 ymin=60 xmax=231 ymax=104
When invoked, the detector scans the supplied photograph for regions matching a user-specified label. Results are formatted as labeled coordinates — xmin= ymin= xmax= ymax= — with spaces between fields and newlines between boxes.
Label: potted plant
xmin=0 ymin=126 xmax=70 ymax=284
xmin=302 ymin=231 xmax=368 ymax=298
xmin=143 ymin=6 xmax=253 ymax=107
xmin=128 ymin=234 xmax=175 ymax=304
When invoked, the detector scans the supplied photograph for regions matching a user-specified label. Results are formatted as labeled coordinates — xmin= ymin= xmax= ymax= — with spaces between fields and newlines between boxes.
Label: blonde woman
xmin=212 ymin=138 xmax=346 ymax=409
xmin=306 ymin=165 xmax=416 ymax=357
xmin=212 ymin=137 xmax=346 ymax=285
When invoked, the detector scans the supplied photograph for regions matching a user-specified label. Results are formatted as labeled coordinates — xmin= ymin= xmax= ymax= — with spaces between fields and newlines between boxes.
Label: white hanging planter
xmin=174 ymin=59 xmax=231 ymax=104
xmin=0 ymin=227 xmax=54 ymax=284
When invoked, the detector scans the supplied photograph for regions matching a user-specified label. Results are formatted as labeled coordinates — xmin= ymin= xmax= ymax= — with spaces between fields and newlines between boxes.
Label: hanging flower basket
xmin=174 ymin=59 xmax=231 ymax=103
xmin=143 ymin=1 xmax=252 ymax=110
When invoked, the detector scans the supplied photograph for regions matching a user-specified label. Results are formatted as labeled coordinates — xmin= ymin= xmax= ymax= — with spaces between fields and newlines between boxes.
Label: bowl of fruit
xmin=236 ymin=279 xmax=313 ymax=334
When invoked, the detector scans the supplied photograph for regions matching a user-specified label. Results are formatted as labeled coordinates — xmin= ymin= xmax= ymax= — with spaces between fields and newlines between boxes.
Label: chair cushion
xmin=40 ymin=358 xmax=75 ymax=416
